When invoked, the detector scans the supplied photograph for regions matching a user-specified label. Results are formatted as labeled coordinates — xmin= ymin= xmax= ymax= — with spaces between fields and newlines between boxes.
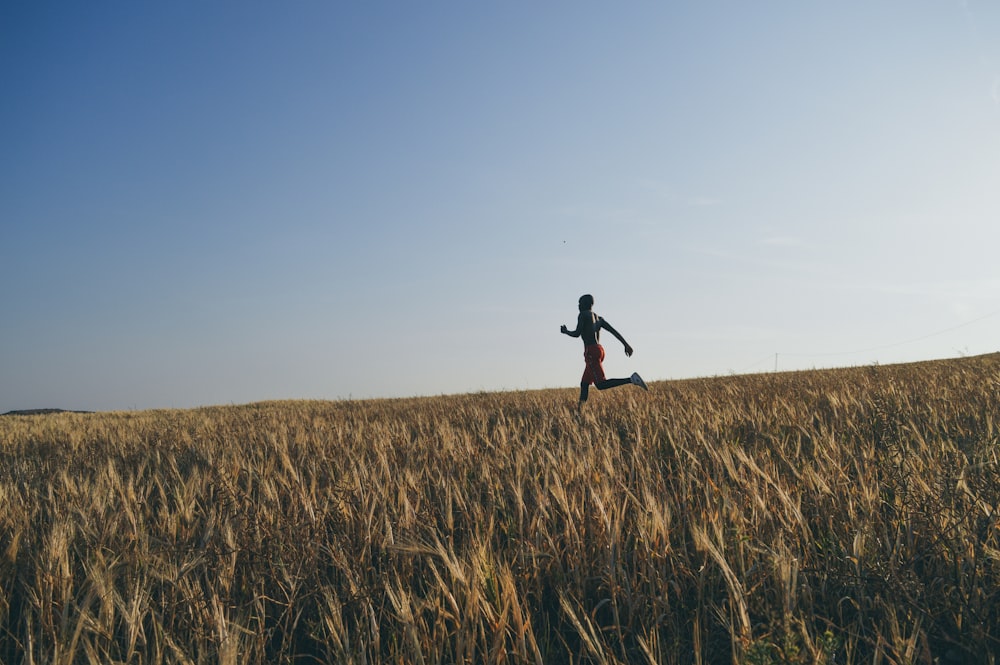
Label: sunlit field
xmin=2 ymin=354 xmax=999 ymax=664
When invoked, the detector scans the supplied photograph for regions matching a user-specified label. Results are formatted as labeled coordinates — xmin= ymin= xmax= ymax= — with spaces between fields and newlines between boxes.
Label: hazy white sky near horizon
xmin=3 ymin=2 xmax=999 ymax=412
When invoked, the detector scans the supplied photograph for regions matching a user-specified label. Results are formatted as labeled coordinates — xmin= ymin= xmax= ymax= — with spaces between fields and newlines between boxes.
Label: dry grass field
xmin=2 ymin=354 xmax=999 ymax=664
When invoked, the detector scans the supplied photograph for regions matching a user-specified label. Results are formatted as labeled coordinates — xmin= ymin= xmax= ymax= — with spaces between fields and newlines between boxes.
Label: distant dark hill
xmin=2 ymin=408 xmax=93 ymax=416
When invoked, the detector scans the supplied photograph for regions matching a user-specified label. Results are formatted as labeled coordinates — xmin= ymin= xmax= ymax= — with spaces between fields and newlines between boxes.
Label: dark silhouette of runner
xmin=560 ymin=294 xmax=648 ymax=410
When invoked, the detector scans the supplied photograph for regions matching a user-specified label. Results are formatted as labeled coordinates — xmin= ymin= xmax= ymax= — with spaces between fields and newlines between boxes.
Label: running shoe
xmin=631 ymin=372 xmax=648 ymax=391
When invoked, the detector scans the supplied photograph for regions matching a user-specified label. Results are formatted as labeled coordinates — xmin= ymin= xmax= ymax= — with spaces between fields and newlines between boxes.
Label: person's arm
xmin=560 ymin=323 xmax=581 ymax=337
xmin=598 ymin=318 xmax=634 ymax=356
xmin=560 ymin=312 xmax=584 ymax=337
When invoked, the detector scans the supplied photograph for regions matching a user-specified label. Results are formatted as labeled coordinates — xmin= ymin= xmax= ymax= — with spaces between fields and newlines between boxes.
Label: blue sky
xmin=3 ymin=2 xmax=999 ymax=411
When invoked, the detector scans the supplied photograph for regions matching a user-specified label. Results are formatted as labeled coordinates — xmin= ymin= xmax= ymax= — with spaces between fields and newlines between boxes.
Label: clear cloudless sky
xmin=2 ymin=2 xmax=999 ymax=412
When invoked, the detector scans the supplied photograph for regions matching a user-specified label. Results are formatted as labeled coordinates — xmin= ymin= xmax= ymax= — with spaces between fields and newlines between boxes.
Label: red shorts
xmin=581 ymin=344 xmax=606 ymax=385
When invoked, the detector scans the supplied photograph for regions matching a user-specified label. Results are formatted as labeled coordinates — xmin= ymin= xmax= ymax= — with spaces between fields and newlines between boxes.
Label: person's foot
xmin=631 ymin=372 xmax=648 ymax=391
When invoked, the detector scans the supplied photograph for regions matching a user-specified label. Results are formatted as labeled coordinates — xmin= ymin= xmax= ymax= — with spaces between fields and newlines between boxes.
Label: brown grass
xmin=2 ymin=354 xmax=999 ymax=664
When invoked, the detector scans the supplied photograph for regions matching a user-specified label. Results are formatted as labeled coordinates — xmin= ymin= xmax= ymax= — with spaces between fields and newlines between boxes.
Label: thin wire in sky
xmin=780 ymin=307 xmax=1000 ymax=359
xmin=733 ymin=307 xmax=1000 ymax=375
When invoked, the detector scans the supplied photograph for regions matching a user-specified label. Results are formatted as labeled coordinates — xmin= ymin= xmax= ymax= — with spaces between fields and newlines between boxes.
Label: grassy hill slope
xmin=2 ymin=354 xmax=999 ymax=663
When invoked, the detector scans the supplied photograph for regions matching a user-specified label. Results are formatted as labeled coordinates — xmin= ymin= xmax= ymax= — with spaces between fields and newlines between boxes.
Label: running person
xmin=560 ymin=294 xmax=647 ymax=410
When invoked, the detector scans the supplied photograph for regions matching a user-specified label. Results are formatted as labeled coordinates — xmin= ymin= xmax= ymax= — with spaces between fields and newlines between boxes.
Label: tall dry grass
xmin=2 ymin=354 xmax=999 ymax=664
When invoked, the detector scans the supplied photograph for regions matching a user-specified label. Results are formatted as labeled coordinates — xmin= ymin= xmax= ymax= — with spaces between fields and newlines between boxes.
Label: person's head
xmin=578 ymin=294 xmax=594 ymax=311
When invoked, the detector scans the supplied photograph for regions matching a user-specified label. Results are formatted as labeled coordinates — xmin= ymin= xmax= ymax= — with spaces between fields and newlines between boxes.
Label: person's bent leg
xmin=595 ymin=378 xmax=632 ymax=390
